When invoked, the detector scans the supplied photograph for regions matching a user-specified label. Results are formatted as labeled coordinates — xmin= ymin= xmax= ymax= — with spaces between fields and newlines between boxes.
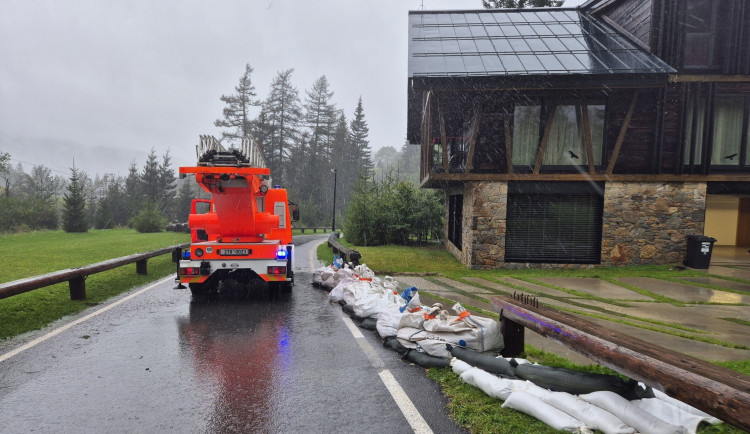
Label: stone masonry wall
xmin=602 ymin=182 xmax=706 ymax=266
xmin=466 ymin=182 xmax=507 ymax=269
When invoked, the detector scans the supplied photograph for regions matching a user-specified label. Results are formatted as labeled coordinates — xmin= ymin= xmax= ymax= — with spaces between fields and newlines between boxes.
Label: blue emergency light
xmin=276 ymin=249 xmax=288 ymax=260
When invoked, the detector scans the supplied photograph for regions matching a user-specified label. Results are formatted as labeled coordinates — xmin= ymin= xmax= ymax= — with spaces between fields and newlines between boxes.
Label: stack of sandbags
xmin=450 ymin=352 xmax=722 ymax=434
xmin=396 ymin=302 xmax=504 ymax=359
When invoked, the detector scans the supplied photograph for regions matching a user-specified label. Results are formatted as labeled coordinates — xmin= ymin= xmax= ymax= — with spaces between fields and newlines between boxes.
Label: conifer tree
xmin=263 ymin=68 xmax=302 ymax=186
xmin=349 ymin=97 xmax=373 ymax=178
xmin=215 ymin=64 xmax=260 ymax=144
xmin=62 ymin=167 xmax=88 ymax=232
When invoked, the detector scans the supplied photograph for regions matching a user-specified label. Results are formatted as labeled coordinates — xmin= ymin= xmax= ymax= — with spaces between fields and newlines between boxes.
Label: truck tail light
xmin=179 ymin=267 xmax=200 ymax=275
xmin=267 ymin=266 xmax=286 ymax=275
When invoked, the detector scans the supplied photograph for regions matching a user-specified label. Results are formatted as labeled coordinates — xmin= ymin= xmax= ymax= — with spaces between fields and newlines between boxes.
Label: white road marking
xmin=307 ymin=243 xmax=433 ymax=434
xmin=0 ymin=275 xmax=173 ymax=364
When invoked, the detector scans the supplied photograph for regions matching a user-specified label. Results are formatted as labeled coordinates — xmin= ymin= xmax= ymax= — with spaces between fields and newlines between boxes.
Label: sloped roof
xmin=407 ymin=9 xmax=675 ymax=77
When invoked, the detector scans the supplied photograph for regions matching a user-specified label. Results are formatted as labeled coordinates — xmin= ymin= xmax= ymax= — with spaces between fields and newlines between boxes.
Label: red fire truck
xmin=177 ymin=136 xmax=298 ymax=295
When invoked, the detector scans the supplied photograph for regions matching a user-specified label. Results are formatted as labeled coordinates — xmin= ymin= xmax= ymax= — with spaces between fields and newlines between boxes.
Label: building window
xmin=711 ymin=96 xmax=749 ymax=167
xmin=683 ymin=92 xmax=750 ymax=170
xmin=511 ymin=102 xmax=605 ymax=171
xmin=505 ymin=182 xmax=603 ymax=264
xmin=683 ymin=0 xmax=720 ymax=69
xmin=448 ymin=194 xmax=463 ymax=250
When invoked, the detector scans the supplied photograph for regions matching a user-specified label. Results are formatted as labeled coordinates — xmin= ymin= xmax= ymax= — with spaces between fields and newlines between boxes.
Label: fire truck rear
xmin=177 ymin=136 xmax=298 ymax=295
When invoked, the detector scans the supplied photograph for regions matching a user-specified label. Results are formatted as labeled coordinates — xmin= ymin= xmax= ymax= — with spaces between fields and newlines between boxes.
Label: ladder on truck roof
xmin=196 ymin=135 xmax=269 ymax=170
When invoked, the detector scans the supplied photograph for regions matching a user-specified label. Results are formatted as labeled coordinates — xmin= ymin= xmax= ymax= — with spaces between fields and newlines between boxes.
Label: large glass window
xmin=512 ymin=105 xmax=541 ymax=168
xmin=683 ymin=0 xmax=719 ymax=68
xmin=512 ymin=101 xmax=605 ymax=170
xmin=712 ymin=96 xmax=748 ymax=167
xmin=683 ymin=94 xmax=707 ymax=165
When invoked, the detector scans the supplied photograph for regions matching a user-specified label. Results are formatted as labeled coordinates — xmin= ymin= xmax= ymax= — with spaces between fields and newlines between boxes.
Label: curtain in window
xmin=683 ymin=96 xmax=706 ymax=165
xmin=543 ymin=104 xmax=604 ymax=166
xmin=712 ymin=97 xmax=744 ymax=166
xmin=512 ymin=105 xmax=540 ymax=166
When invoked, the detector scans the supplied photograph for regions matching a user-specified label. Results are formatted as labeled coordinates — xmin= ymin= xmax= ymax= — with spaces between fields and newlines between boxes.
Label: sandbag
xmin=359 ymin=317 xmax=377 ymax=331
xmin=515 ymin=364 xmax=652 ymax=400
xmin=542 ymin=391 xmax=635 ymax=434
xmin=502 ymin=391 xmax=589 ymax=433
xmin=404 ymin=349 xmax=450 ymax=368
xmin=651 ymin=389 xmax=721 ymax=425
xmin=420 ymin=304 xmax=503 ymax=353
xmin=459 ymin=367 xmax=528 ymax=401
xmin=328 ymin=277 xmax=353 ymax=303
xmin=449 ymin=345 xmax=516 ymax=377
xmin=580 ymin=391 xmax=687 ymax=434
xmin=632 ymin=399 xmax=713 ymax=434
xmin=450 ymin=358 xmax=473 ymax=376
xmin=376 ymin=304 xmax=404 ymax=338
xmin=383 ymin=336 xmax=410 ymax=355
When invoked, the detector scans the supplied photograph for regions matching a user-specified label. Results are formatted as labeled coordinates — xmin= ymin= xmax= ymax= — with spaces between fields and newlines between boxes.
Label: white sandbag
xmin=376 ymin=304 xmax=404 ymax=338
xmin=416 ymin=339 xmax=452 ymax=358
xmin=580 ymin=391 xmax=687 ymax=434
xmin=460 ymin=367 xmax=528 ymax=401
xmin=353 ymin=290 xmax=393 ymax=319
xmin=382 ymin=276 xmax=399 ymax=294
xmin=398 ymin=311 xmax=427 ymax=329
xmin=523 ymin=380 xmax=552 ymax=400
xmin=451 ymin=358 xmax=473 ymax=376
xmin=419 ymin=303 xmax=503 ymax=353
xmin=502 ymin=391 xmax=590 ymax=433
xmin=328 ymin=277 xmax=352 ymax=303
xmin=632 ymin=399 xmax=712 ymax=434
xmin=320 ymin=268 xmax=334 ymax=281
xmin=343 ymin=280 xmax=374 ymax=306
xmin=651 ymin=388 xmax=721 ymax=425
xmin=543 ymin=391 xmax=634 ymax=434
xmin=321 ymin=275 xmax=336 ymax=289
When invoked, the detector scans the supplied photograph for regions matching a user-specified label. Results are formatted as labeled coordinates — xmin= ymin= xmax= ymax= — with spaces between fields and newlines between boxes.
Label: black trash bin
xmin=684 ymin=235 xmax=717 ymax=269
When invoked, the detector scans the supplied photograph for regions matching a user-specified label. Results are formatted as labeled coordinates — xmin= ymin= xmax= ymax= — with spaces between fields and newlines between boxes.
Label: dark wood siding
xmin=659 ymin=83 xmax=684 ymax=174
xmin=606 ymin=90 xmax=659 ymax=174
xmin=603 ymin=0 xmax=653 ymax=48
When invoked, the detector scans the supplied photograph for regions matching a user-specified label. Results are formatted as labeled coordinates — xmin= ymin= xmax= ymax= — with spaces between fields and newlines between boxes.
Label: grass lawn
xmin=0 ymin=229 xmax=189 ymax=339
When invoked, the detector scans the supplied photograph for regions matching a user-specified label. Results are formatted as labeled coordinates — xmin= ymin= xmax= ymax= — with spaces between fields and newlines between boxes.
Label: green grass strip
xmin=721 ymin=317 xmax=750 ymax=327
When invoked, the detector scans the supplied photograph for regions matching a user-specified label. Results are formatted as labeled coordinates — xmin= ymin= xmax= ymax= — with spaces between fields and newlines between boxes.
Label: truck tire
xmin=189 ymin=281 xmax=217 ymax=297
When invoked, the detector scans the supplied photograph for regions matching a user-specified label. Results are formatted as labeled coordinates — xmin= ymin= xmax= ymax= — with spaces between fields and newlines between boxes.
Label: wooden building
xmin=406 ymin=0 xmax=750 ymax=267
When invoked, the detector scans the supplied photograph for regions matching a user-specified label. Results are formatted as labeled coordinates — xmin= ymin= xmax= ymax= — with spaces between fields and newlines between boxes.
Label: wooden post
xmin=500 ymin=314 xmax=525 ymax=357
xmin=504 ymin=117 xmax=513 ymax=174
xmin=69 ymin=276 xmax=86 ymax=300
xmin=465 ymin=107 xmax=481 ymax=174
xmin=581 ymin=99 xmax=596 ymax=174
xmin=606 ymin=92 xmax=639 ymax=174
xmin=533 ymin=105 xmax=557 ymax=174
xmin=136 ymin=259 xmax=148 ymax=275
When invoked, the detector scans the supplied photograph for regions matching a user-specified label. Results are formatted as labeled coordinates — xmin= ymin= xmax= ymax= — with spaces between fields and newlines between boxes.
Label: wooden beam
xmin=504 ymin=117 xmax=513 ymax=174
xmin=440 ymin=110 xmax=449 ymax=173
xmin=465 ymin=108 xmax=481 ymax=174
xmin=492 ymin=295 xmax=750 ymax=431
xmin=670 ymin=74 xmax=750 ymax=83
xmin=533 ymin=105 xmax=557 ymax=175
xmin=606 ymin=92 xmax=639 ymax=174
xmin=581 ymin=100 xmax=595 ymax=174
xmin=419 ymin=172 xmax=750 ymax=183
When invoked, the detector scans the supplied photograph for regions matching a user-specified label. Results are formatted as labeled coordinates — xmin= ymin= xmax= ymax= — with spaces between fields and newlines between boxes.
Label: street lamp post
xmin=332 ymin=169 xmax=337 ymax=233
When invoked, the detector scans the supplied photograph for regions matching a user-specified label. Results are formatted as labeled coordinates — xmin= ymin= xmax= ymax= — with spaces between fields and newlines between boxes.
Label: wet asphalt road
xmin=0 ymin=235 xmax=465 ymax=433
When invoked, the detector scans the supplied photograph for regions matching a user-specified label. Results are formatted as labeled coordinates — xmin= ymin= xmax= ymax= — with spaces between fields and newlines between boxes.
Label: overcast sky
xmin=0 ymin=0 xmax=584 ymax=178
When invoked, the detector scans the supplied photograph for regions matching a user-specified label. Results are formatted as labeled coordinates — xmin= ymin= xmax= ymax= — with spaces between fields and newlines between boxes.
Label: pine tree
xmin=263 ymin=68 xmax=302 ymax=186
xmin=141 ymin=149 xmax=161 ymax=204
xmin=175 ymin=176 xmax=196 ymax=222
xmin=349 ymin=97 xmax=373 ymax=179
xmin=215 ymin=64 xmax=260 ymax=144
xmin=300 ymin=76 xmax=337 ymax=222
xmin=158 ymin=150 xmax=176 ymax=219
xmin=482 ymin=0 xmax=563 ymax=8
xmin=62 ymin=167 xmax=88 ymax=232
xmin=124 ymin=162 xmax=141 ymax=221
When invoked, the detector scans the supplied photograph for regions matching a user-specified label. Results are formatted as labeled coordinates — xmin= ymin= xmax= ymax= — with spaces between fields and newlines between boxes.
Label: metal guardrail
xmin=493 ymin=293 xmax=750 ymax=431
xmin=327 ymin=233 xmax=361 ymax=265
xmin=0 ymin=243 xmax=189 ymax=301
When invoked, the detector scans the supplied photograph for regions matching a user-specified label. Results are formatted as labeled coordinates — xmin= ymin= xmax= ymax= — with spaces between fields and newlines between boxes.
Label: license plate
xmin=219 ymin=249 xmax=250 ymax=256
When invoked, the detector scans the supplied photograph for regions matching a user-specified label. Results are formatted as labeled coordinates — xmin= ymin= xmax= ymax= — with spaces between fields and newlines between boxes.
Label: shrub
xmin=131 ymin=202 xmax=167 ymax=233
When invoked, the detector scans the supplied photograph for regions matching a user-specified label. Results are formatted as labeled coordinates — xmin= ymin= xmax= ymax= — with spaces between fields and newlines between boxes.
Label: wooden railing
xmin=493 ymin=293 xmax=750 ymax=431
xmin=295 ymin=227 xmax=343 ymax=234
xmin=0 ymin=243 xmax=189 ymax=301
xmin=327 ymin=233 xmax=361 ymax=265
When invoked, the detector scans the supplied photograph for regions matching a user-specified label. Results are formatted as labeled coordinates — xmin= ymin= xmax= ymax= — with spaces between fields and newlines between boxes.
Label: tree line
xmin=213 ymin=64 xmax=374 ymax=226
xmin=0 ymin=149 xmax=198 ymax=233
